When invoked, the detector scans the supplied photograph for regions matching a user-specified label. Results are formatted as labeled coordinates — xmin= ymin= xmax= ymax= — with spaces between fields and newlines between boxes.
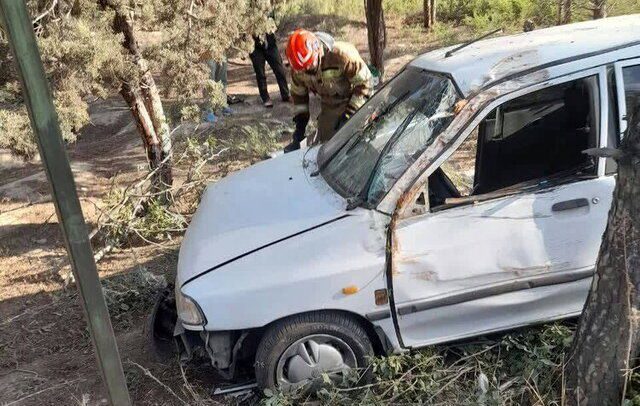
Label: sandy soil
xmin=0 ymin=14 xmax=441 ymax=405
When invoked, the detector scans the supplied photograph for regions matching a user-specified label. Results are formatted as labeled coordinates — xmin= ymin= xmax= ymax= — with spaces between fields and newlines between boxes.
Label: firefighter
xmin=283 ymin=29 xmax=373 ymax=152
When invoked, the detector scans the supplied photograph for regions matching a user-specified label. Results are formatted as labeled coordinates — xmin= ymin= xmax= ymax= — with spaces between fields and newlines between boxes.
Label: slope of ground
xmin=0 ymin=15 xmax=437 ymax=405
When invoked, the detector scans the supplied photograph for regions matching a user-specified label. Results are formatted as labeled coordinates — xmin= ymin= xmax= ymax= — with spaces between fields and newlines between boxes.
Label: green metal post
xmin=0 ymin=1 xmax=131 ymax=404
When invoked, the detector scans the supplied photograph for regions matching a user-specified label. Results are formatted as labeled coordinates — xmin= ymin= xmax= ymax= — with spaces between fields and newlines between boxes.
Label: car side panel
xmin=398 ymin=277 xmax=590 ymax=347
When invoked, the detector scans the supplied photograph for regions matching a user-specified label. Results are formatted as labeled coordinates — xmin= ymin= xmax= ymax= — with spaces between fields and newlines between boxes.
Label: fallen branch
xmin=93 ymin=243 xmax=114 ymax=263
xmin=32 ymin=0 xmax=58 ymax=24
xmin=128 ymin=360 xmax=189 ymax=406
xmin=5 ymin=378 xmax=84 ymax=406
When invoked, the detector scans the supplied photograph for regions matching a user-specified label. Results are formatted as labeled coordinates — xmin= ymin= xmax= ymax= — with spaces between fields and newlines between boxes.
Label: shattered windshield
xmin=318 ymin=67 xmax=460 ymax=206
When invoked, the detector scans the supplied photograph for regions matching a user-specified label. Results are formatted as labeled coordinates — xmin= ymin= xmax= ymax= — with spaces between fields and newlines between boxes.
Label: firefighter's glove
xmin=335 ymin=112 xmax=351 ymax=131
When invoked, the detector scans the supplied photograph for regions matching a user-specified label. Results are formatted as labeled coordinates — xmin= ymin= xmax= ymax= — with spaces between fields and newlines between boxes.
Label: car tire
xmin=254 ymin=311 xmax=374 ymax=391
xmin=147 ymin=285 xmax=178 ymax=361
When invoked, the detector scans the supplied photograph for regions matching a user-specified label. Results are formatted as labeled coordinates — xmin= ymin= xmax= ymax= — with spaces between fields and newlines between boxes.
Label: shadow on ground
xmin=0 ymin=244 xmax=236 ymax=405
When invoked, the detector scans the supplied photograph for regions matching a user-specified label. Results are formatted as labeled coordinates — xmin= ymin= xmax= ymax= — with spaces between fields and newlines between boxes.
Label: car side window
xmin=429 ymin=76 xmax=600 ymax=210
xmin=624 ymin=65 xmax=640 ymax=118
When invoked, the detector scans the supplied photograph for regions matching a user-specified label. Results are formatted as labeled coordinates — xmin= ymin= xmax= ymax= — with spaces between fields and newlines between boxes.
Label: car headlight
xmin=175 ymin=285 xmax=205 ymax=326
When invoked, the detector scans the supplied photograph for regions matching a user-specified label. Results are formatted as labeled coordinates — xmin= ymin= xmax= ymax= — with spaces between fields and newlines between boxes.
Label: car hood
xmin=177 ymin=147 xmax=347 ymax=287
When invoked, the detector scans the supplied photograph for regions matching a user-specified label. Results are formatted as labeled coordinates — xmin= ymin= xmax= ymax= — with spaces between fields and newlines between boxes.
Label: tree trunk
xmin=424 ymin=0 xmax=436 ymax=30
xmin=139 ymin=68 xmax=173 ymax=189
xmin=365 ymin=0 xmax=386 ymax=80
xmin=423 ymin=0 xmax=431 ymax=30
xmin=562 ymin=0 xmax=572 ymax=23
xmin=592 ymin=0 xmax=607 ymax=19
xmin=119 ymin=83 xmax=168 ymax=194
xmin=557 ymin=0 xmax=563 ymax=25
xmin=429 ymin=0 xmax=436 ymax=29
xmin=566 ymin=106 xmax=640 ymax=405
xmin=100 ymin=0 xmax=173 ymax=198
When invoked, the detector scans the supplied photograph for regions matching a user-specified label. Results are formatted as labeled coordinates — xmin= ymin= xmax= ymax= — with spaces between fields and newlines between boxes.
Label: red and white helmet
xmin=286 ymin=29 xmax=321 ymax=71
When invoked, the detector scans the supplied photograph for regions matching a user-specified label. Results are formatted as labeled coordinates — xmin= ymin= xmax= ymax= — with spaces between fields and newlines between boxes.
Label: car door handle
xmin=552 ymin=198 xmax=589 ymax=212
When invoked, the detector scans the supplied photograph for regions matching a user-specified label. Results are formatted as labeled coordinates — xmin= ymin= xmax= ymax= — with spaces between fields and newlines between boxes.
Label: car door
xmin=390 ymin=68 xmax=615 ymax=348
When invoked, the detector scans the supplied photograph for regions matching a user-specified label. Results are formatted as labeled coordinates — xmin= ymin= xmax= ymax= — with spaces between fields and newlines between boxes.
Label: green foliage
xmin=280 ymin=0 xmax=640 ymax=33
xmin=434 ymin=0 xmax=558 ymax=32
xmin=278 ymin=0 xmax=423 ymax=19
xmin=0 ymin=108 xmax=37 ymax=157
xmin=203 ymin=80 xmax=228 ymax=112
xmin=437 ymin=0 xmax=640 ymax=32
xmin=383 ymin=0 xmax=422 ymax=16
xmin=0 ymin=1 xmax=131 ymax=158
xmin=264 ymin=323 xmax=576 ymax=405
xmin=432 ymin=22 xmax=464 ymax=46
xmin=97 ymin=127 xmax=236 ymax=250
xmin=278 ymin=0 xmax=363 ymax=19
xmin=137 ymin=199 xmax=188 ymax=241
xmin=229 ymin=123 xmax=282 ymax=159
xmin=0 ymin=0 xmax=277 ymax=158
xmin=102 ymin=184 xmax=188 ymax=246
xmin=144 ymin=0 xmax=276 ymax=113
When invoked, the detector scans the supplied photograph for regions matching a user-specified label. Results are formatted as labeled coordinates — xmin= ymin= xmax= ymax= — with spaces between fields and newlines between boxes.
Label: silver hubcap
xmin=276 ymin=334 xmax=357 ymax=389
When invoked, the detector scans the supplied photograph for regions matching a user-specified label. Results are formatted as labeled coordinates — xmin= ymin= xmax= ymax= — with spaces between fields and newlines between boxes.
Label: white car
xmin=153 ymin=16 xmax=640 ymax=391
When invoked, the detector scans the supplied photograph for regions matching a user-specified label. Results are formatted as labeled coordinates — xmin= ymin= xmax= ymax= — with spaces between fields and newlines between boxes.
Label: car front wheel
xmin=254 ymin=311 xmax=374 ymax=391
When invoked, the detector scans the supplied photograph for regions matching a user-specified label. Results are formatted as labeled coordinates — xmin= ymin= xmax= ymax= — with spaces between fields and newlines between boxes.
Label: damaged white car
xmin=151 ymin=16 xmax=640 ymax=391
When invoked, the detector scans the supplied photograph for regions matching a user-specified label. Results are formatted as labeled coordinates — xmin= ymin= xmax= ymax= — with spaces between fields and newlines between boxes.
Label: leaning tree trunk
xmin=139 ymin=66 xmax=173 ymax=193
xmin=365 ymin=0 xmax=386 ymax=80
xmin=592 ymin=0 xmax=607 ymax=19
xmin=100 ymin=0 xmax=173 ymax=200
xmin=566 ymin=106 xmax=640 ymax=405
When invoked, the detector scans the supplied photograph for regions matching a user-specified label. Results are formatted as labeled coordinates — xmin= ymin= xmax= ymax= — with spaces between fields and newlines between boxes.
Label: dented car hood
xmin=176 ymin=147 xmax=347 ymax=287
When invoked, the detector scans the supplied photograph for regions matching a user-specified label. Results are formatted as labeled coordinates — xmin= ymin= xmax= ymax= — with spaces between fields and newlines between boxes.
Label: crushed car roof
xmin=410 ymin=14 xmax=640 ymax=97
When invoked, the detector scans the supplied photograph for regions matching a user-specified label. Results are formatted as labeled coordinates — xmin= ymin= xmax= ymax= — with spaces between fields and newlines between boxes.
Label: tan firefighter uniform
xmin=290 ymin=41 xmax=373 ymax=144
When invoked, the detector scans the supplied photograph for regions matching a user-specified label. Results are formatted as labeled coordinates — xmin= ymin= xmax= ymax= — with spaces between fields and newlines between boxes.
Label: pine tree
xmin=0 ymin=0 xmax=276 ymax=196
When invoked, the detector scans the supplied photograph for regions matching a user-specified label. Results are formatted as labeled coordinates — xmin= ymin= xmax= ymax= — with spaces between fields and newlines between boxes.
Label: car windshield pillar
xmin=318 ymin=67 xmax=460 ymax=207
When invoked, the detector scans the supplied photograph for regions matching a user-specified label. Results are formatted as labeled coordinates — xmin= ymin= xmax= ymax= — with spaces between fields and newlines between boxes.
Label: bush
xmin=438 ymin=0 xmax=558 ymax=31
xmin=264 ymin=323 xmax=576 ymax=405
xmin=277 ymin=0 xmax=363 ymax=19
xmin=432 ymin=22 xmax=465 ymax=46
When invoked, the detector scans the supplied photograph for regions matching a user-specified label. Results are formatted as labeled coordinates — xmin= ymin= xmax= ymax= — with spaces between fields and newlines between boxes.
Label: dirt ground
xmin=0 ymin=15 xmax=445 ymax=405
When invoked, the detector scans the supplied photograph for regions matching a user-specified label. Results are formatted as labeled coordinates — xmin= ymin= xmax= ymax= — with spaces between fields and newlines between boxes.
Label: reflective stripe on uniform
xmin=290 ymin=80 xmax=308 ymax=97
xmin=321 ymin=68 xmax=343 ymax=80
xmin=350 ymin=64 xmax=372 ymax=88
xmin=293 ymin=103 xmax=310 ymax=114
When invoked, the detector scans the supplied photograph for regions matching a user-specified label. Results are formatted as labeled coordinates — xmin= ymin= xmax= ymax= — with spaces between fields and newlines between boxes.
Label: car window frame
xmin=613 ymin=57 xmax=640 ymax=140
xmin=386 ymin=65 xmax=610 ymax=218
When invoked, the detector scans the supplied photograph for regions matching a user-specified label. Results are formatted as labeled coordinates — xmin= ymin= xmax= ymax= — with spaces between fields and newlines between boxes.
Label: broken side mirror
xmin=398 ymin=180 xmax=428 ymax=220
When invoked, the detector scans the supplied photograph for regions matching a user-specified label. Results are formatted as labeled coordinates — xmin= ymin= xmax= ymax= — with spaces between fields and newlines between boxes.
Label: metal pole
xmin=0 ymin=1 xmax=131 ymax=404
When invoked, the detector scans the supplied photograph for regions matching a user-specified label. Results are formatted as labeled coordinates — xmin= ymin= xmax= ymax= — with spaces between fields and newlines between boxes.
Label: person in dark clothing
xmin=249 ymin=33 xmax=290 ymax=108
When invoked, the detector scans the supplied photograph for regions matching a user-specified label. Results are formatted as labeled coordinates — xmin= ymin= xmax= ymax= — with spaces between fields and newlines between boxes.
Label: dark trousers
xmin=250 ymin=34 xmax=290 ymax=102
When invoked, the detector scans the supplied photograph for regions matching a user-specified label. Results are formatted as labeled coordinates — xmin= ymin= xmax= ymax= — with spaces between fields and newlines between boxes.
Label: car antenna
xmin=445 ymin=28 xmax=503 ymax=58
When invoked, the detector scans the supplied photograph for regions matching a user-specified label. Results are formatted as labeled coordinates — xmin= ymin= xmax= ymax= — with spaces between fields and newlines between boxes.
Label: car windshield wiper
xmin=311 ymin=130 xmax=363 ymax=177
xmin=362 ymin=90 xmax=411 ymax=133
xmin=348 ymin=100 xmax=425 ymax=210
xmin=343 ymin=128 xmax=366 ymax=155
xmin=342 ymin=91 xmax=414 ymax=158
xmin=312 ymin=91 xmax=413 ymax=178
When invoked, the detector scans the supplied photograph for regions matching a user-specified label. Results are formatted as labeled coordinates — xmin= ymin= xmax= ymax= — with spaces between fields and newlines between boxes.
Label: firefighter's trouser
xmin=309 ymin=102 xmax=348 ymax=145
